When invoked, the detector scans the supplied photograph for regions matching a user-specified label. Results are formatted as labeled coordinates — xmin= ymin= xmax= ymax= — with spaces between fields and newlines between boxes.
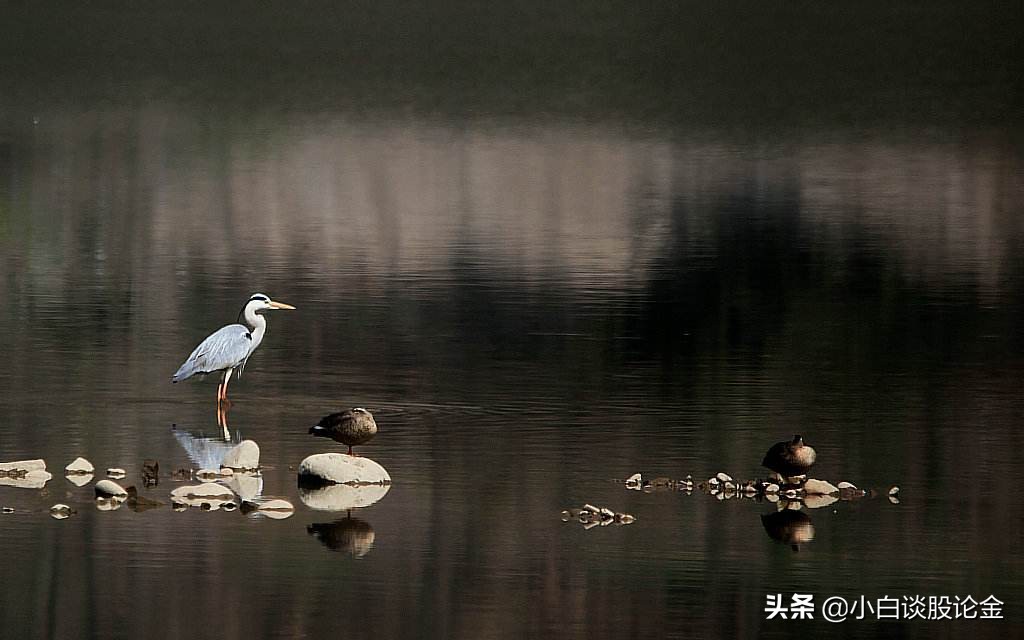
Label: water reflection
xmin=172 ymin=428 xmax=265 ymax=500
xmin=1 ymin=101 xmax=1022 ymax=640
xmin=297 ymin=482 xmax=391 ymax=511
xmin=761 ymin=507 xmax=815 ymax=552
xmin=307 ymin=515 xmax=376 ymax=558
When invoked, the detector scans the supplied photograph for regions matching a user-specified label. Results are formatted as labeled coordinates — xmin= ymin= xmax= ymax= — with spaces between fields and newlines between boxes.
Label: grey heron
xmin=762 ymin=435 xmax=817 ymax=481
xmin=309 ymin=408 xmax=378 ymax=456
xmin=172 ymin=293 xmax=295 ymax=406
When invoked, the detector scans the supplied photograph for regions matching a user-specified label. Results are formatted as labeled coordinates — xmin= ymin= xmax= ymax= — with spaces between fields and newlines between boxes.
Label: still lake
xmin=1 ymin=3 xmax=1023 ymax=639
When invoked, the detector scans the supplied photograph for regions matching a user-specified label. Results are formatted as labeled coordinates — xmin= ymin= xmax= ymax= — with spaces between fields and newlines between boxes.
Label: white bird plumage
xmin=172 ymin=293 xmax=295 ymax=404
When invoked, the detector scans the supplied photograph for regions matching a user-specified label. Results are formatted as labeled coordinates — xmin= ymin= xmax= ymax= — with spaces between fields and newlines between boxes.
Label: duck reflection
xmin=307 ymin=514 xmax=376 ymax=558
xmin=761 ymin=504 xmax=816 ymax=551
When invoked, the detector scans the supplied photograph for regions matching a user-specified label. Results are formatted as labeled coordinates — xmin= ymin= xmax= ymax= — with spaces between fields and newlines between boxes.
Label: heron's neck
xmin=244 ymin=306 xmax=268 ymax=345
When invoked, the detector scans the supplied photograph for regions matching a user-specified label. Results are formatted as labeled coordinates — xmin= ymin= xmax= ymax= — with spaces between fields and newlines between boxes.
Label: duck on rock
xmin=762 ymin=435 xmax=816 ymax=482
xmin=309 ymin=408 xmax=378 ymax=456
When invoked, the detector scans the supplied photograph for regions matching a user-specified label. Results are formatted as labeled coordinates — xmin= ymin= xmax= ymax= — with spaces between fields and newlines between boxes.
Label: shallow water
xmin=2 ymin=4 xmax=1023 ymax=639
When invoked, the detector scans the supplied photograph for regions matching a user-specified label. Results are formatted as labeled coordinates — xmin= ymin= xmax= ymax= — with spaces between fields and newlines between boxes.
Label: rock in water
xmin=221 ymin=440 xmax=260 ymax=471
xmin=803 ymin=479 xmax=839 ymax=496
xmin=1 ymin=459 xmax=48 ymax=473
xmin=298 ymin=453 xmax=391 ymax=486
xmin=95 ymin=479 xmax=128 ymax=498
xmin=65 ymin=457 xmax=95 ymax=474
xmin=251 ymin=498 xmax=295 ymax=520
xmin=50 ymin=504 xmax=75 ymax=519
xmin=170 ymin=483 xmax=237 ymax=511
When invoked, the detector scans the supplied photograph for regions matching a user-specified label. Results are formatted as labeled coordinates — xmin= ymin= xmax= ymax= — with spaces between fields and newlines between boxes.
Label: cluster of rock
xmin=560 ymin=503 xmax=636 ymax=529
xmin=0 ymin=459 xmax=53 ymax=489
xmin=623 ymin=470 xmax=898 ymax=507
xmin=1 ymin=439 xmax=294 ymax=519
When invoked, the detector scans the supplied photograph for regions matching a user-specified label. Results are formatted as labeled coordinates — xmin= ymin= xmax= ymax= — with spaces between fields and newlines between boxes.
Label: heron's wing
xmin=172 ymin=324 xmax=254 ymax=381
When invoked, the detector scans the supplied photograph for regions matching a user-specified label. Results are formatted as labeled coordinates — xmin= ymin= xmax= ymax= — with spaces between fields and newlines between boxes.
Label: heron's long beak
xmin=268 ymin=300 xmax=296 ymax=310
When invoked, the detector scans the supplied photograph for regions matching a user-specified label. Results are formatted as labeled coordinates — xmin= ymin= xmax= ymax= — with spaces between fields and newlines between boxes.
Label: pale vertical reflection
xmin=795 ymin=140 xmax=1020 ymax=293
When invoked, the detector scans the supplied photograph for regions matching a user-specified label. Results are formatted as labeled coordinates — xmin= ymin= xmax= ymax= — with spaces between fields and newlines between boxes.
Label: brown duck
xmin=309 ymin=408 xmax=378 ymax=456
xmin=762 ymin=435 xmax=817 ymax=480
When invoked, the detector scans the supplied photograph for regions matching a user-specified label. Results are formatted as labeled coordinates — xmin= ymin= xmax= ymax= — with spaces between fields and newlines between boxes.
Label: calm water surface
xmin=1 ymin=3 xmax=1023 ymax=639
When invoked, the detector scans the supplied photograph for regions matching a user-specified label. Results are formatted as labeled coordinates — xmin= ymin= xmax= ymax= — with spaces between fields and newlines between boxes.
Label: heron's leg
xmin=221 ymin=368 xmax=234 ymax=404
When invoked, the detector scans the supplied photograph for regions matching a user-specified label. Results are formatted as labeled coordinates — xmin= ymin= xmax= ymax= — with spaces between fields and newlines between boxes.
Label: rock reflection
xmin=761 ymin=506 xmax=816 ymax=552
xmin=307 ymin=516 xmax=376 ymax=558
xmin=173 ymin=428 xmax=264 ymax=500
xmin=0 ymin=460 xmax=53 ymax=489
xmin=298 ymin=482 xmax=390 ymax=511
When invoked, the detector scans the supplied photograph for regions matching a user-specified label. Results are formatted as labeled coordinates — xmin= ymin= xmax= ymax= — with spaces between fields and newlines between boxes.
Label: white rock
xmin=106 ymin=468 xmax=126 ymax=479
xmin=0 ymin=470 xmax=53 ymax=489
xmin=837 ymin=481 xmax=857 ymax=489
xmin=716 ymin=472 xmax=733 ymax=482
xmin=221 ymin=440 xmax=260 ymax=471
xmin=625 ymin=473 xmax=642 ymax=488
xmin=888 ymin=485 xmax=900 ymax=496
xmin=298 ymin=453 xmax=391 ymax=485
xmin=50 ymin=504 xmax=75 ymax=519
xmin=95 ymin=480 xmax=127 ymax=498
xmin=298 ymin=483 xmax=391 ymax=511
xmin=0 ymin=459 xmax=47 ymax=473
xmin=65 ymin=473 xmax=93 ymax=487
xmin=803 ymin=493 xmax=839 ymax=509
xmin=803 ymin=479 xmax=839 ymax=496
xmin=170 ymin=483 xmax=237 ymax=511
xmin=170 ymin=483 xmax=235 ymax=500
xmin=65 ymin=457 xmax=94 ymax=474
xmin=765 ymin=483 xmax=780 ymax=494
xmin=253 ymin=499 xmax=295 ymax=520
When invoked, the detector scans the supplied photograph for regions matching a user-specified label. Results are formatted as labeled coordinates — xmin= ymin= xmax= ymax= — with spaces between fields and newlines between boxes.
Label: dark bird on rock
xmin=309 ymin=408 xmax=378 ymax=456
xmin=762 ymin=435 xmax=817 ymax=480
